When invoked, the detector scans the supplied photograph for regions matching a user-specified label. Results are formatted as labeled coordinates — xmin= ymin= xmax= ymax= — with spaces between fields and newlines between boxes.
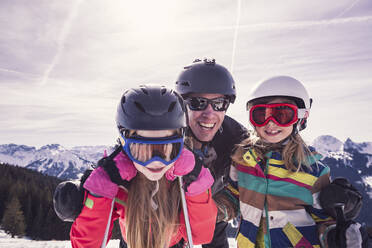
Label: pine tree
xmin=31 ymin=203 xmax=44 ymax=239
xmin=1 ymin=196 xmax=26 ymax=238
xmin=0 ymin=163 xmax=71 ymax=240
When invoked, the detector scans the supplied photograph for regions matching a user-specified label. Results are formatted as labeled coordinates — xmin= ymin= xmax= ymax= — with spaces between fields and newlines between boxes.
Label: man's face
xmin=186 ymin=93 xmax=227 ymax=142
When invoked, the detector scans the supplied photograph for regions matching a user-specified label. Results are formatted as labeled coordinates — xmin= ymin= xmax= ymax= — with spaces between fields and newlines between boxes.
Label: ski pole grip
xmin=334 ymin=203 xmax=346 ymax=223
xmin=334 ymin=203 xmax=346 ymax=248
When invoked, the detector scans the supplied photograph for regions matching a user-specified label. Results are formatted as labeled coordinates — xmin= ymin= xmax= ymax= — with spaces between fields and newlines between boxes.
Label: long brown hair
xmin=125 ymin=173 xmax=181 ymax=248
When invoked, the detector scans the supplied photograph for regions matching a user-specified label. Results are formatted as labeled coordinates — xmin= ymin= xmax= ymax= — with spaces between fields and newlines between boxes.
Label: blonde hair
xmin=234 ymin=96 xmax=312 ymax=172
xmin=232 ymin=132 xmax=311 ymax=172
xmin=125 ymin=129 xmax=182 ymax=248
xmin=125 ymin=174 xmax=181 ymax=248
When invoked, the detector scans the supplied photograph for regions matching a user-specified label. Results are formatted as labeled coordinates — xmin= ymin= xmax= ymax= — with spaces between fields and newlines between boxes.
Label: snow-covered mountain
xmin=0 ymin=143 xmax=113 ymax=179
xmin=312 ymin=135 xmax=372 ymax=225
xmin=1 ymin=135 xmax=372 ymax=224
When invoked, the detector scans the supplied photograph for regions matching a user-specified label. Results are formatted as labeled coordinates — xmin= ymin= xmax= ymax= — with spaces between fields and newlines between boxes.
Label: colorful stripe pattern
xmin=227 ymin=149 xmax=332 ymax=248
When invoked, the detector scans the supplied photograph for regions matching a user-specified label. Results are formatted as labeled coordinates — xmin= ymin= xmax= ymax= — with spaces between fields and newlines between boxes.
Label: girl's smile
xmin=255 ymin=98 xmax=294 ymax=143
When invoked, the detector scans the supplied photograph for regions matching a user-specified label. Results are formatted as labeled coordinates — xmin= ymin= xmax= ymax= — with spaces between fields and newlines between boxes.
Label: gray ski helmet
xmin=175 ymin=58 xmax=236 ymax=103
xmin=116 ymin=84 xmax=187 ymax=132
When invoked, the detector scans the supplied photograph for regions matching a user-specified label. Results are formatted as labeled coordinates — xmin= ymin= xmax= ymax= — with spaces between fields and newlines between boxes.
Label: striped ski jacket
xmin=225 ymin=148 xmax=333 ymax=248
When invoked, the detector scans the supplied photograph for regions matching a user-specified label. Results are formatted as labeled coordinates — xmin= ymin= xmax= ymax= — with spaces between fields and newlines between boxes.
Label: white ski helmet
xmin=247 ymin=75 xmax=312 ymax=131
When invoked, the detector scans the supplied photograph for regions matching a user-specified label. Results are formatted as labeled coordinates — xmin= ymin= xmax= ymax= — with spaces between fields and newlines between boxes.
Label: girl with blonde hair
xmin=225 ymin=76 xmax=366 ymax=247
xmin=69 ymin=85 xmax=217 ymax=248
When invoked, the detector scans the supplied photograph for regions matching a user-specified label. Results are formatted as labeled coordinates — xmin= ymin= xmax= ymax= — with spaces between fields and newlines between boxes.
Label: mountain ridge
xmin=1 ymin=135 xmax=371 ymax=225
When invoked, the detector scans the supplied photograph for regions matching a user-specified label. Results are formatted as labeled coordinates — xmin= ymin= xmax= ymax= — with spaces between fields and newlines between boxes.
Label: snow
xmin=344 ymin=139 xmax=372 ymax=155
xmin=311 ymin=135 xmax=343 ymax=156
xmin=367 ymin=156 xmax=372 ymax=168
xmin=0 ymin=229 xmax=237 ymax=248
xmin=363 ymin=176 xmax=372 ymax=188
xmin=0 ymin=143 xmax=113 ymax=179
xmin=327 ymin=151 xmax=352 ymax=161
xmin=363 ymin=176 xmax=372 ymax=199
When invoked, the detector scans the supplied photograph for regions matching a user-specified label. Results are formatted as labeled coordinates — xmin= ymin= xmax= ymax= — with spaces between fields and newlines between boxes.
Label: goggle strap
xmin=297 ymin=108 xmax=308 ymax=119
xmin=124 ymin=137 xmax=184 ymax=145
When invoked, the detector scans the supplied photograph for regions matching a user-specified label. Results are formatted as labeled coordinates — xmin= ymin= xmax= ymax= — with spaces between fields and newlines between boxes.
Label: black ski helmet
xmin=116 ymin=84 xmax=187 ymax=132
xmin=175 ymin=58 xmax=236 ymax=103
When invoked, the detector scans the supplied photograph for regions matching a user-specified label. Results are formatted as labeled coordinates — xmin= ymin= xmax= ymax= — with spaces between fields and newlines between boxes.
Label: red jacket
xmin=70 ymin=185 xmax=217 ymax=247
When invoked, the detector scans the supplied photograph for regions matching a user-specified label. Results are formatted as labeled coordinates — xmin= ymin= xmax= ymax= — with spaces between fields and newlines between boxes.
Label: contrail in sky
xmin=40 ymin=0 xmax=84 ymax=86
xmin=230 ymin=0 xmax=242 ymax=73
xmin=0 ymin=68 xmax=36 ymax=76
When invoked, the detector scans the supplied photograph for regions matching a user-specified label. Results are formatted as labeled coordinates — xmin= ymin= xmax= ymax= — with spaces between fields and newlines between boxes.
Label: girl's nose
xmin=265 ymin=108 xmax=273 ymax=120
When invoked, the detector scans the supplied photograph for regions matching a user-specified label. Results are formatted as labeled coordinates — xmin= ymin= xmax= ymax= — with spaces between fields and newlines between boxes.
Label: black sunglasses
xmin=186 ymin=97 xmax=230 ymax=111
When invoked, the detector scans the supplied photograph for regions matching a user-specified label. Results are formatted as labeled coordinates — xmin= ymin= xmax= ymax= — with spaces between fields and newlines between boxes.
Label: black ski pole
xmin=334 ymin=203 xmax=347 ymax=248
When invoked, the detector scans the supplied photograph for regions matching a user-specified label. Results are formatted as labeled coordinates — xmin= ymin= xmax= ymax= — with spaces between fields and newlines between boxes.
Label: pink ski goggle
xmin=249 ymin=103 xmax=298 ymax=127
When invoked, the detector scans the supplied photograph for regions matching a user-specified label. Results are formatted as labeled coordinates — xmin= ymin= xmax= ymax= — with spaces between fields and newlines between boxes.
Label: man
xmin=175 ymin=58 xmax=248 ymax=248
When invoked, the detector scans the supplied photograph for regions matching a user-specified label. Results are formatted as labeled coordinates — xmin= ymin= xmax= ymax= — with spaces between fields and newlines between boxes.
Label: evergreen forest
xmin=0 ymin=163 xmax=122 ymax=241
xmin=0 ymin=163 xmax=71 ymax=239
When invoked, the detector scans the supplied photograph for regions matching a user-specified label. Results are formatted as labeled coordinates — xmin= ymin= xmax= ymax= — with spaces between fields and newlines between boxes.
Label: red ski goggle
xmin=249 ymin=103 xmax=298 ymax=127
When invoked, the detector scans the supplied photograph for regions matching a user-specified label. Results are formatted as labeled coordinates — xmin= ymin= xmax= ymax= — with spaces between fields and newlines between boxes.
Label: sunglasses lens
xmin=187 ymin=97 xmax=229 ymax=111
xmin=211 ymin=98 xmax=229 ymax=111
xmin=188 ymin=98 xmax=208 ymax=111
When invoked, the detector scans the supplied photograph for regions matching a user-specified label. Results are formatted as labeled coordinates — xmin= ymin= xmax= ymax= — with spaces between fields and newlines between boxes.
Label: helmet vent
xmin=140 ymin=87 xmax=149 ymax=95
xmin=134 ymin=101 xmax=146 ymax=113
xmin=160 ymin=87 xmax=167 ymax=95
xmin=168 ymin=101 xmax=176 ymax=112
xmin=203 ymin=58 xmax=215 ymax=65
xmin=121 ymin=96 xmax=125 ymax=104
xmin=180 ymin=81 xmax=190 ymax=87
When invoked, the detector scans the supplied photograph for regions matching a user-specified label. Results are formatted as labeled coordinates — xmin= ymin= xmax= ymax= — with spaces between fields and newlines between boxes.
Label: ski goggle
xmin=186 ymin=97 xmax=230 ymax=112
xmin=121 ymin=134 xmax=184 ymax=166
xmin=249 ymin=103 xmax=298 ymax=127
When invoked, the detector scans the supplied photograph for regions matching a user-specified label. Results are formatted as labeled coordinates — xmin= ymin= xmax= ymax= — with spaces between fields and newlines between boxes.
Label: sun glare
xmin=111 ymin=0 xmax=183 ymax=36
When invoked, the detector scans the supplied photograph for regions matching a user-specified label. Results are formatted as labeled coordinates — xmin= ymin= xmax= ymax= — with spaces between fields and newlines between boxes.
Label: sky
xmin=0 ymin=0 xmax=372 ymax=148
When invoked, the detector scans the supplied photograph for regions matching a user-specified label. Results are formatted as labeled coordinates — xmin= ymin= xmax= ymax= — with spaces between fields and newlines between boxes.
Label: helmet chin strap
xmin=292 ymin=122 xmax=300 ymax=135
